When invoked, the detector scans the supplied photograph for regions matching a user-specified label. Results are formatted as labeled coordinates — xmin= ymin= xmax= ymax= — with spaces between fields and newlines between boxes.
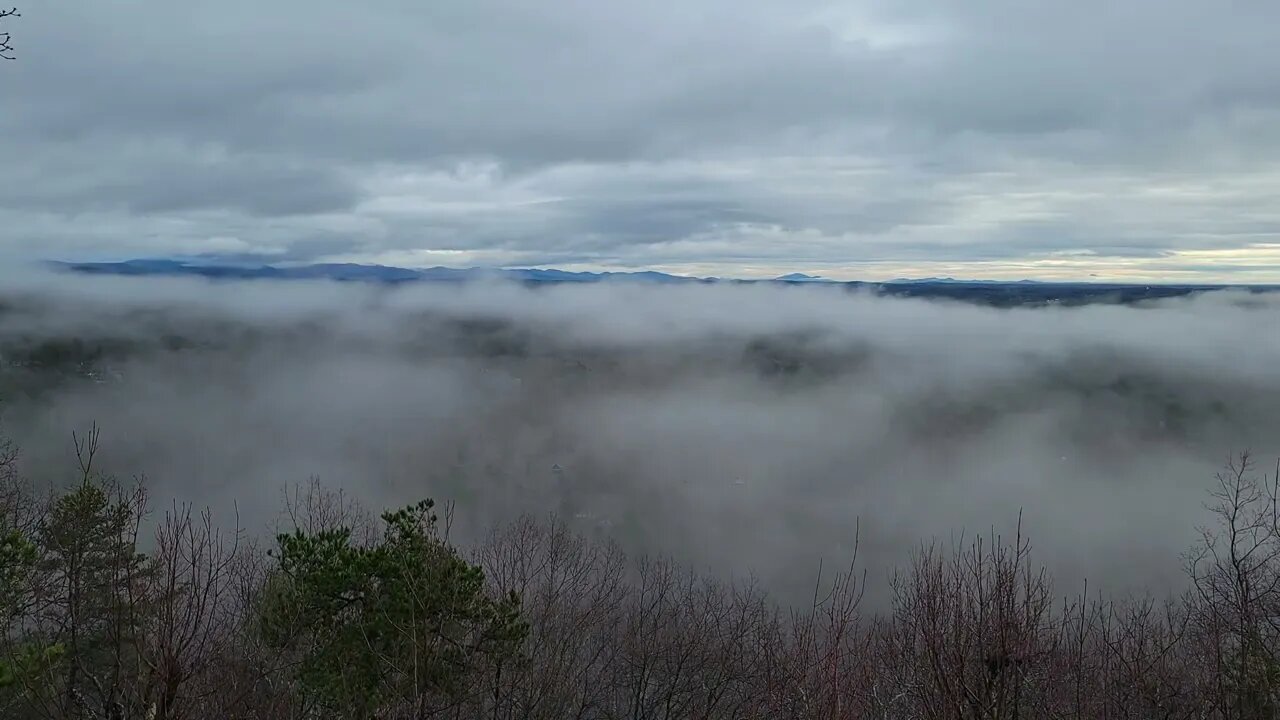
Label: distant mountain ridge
xmin=52 ymin=259 xmax=707 ymax=284
xmin=47 ymin=259 xmax=1280 ymax=307
xmin=53 ymin=261 xmax=1014 ymax=285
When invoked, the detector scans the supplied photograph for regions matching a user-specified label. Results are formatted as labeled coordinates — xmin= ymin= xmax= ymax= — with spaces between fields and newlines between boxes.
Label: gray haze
xmin=4 ymin=1 xmax=1280 ymax=281
xmin=3 ymin=274 xmax=1279 ymax=606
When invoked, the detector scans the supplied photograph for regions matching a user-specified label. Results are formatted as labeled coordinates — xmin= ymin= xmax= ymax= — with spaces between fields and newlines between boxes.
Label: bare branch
xmin=0 ymin=8 xmax=19 ymax=61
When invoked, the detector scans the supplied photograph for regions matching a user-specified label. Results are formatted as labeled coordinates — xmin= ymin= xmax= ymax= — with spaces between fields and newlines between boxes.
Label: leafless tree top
xmin=0 ymin=8 xmax=18 ymax=61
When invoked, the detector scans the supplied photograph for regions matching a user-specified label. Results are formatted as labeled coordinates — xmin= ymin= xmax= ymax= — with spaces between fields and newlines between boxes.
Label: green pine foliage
xmin=0 ymin=527 xmax=35 ymax=621
xmin=0 ymin=527 xmax=43 ymax=693
xmin=263 ymin=499 xmax=527 ymax=717
xmin=33 ymin=471 xmax=149 ymax=716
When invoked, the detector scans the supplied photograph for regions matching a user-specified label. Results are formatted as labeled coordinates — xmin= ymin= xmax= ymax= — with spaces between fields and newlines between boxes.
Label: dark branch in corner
xmin=0 ymin=8 xmax=19 ymax=61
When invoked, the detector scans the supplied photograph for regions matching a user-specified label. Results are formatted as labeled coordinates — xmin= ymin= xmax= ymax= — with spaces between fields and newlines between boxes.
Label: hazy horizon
xmin=42 ymin=257 xmax=1280 ymax=287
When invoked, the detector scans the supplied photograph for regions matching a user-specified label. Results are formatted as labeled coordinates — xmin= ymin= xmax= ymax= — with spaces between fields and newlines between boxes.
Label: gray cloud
xmin=0 ymin=140 xmax=362 ymax=217
xmin=4 ymin=0 xmax=1280 ymax=277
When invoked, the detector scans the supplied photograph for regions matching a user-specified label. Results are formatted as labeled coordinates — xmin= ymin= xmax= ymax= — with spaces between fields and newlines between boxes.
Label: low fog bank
xmin=2 ymin=272 xmax=1279 ymax=607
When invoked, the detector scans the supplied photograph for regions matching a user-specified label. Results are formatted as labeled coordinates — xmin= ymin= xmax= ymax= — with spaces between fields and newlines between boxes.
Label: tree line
xmin=0 ymin=425 xmax=1278 ymax=719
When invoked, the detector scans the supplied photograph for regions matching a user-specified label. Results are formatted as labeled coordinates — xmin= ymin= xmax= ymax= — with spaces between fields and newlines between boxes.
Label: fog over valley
xmin=9 ymin=0 xmax=1280 ymax=711
xmin=3 ymin=273 xmax=1276 ymax=607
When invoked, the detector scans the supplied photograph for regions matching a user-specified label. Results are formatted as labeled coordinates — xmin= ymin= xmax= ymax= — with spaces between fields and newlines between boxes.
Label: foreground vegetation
xmin=0 ymin=427 xmax=1277 ymax=719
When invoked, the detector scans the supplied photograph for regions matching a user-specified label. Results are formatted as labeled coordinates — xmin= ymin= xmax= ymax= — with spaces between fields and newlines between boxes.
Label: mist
xmin=3 ymin=272 xmax=1279 ymax=608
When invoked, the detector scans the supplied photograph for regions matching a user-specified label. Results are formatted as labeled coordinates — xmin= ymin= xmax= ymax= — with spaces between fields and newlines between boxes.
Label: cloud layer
xmin=4 ymin=1 xmax=1280 ymax=280
xmin=3 ymin=275 xmax=1280 ymax=606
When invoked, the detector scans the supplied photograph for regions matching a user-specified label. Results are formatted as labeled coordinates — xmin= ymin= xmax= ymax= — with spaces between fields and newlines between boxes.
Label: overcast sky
xmin=3 ymin=1 xmax=1280 ymax=281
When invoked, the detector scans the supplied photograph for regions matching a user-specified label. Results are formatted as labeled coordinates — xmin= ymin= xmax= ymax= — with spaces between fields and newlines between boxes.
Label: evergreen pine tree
xmin=34 ymin=426 xmax=149 ymax=719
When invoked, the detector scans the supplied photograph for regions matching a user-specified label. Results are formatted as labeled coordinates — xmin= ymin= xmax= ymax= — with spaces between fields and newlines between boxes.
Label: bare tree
xmin=278 ymin=477 xmax=377 ymax=546
xmin=882 ymin=517 xmax=1060 ymax=720
xmin=131 ymin=503 xmax=245 ymax=720
xmin=1185 ymin=453 xmax=1280 ymax=718
xmin=474 ymin=515 xmax=630 ymax=719
xmin=766 ymin=539 xmax=869 ymax=719
xmin=1100 ymin=596 xmax=1202 ymax=719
